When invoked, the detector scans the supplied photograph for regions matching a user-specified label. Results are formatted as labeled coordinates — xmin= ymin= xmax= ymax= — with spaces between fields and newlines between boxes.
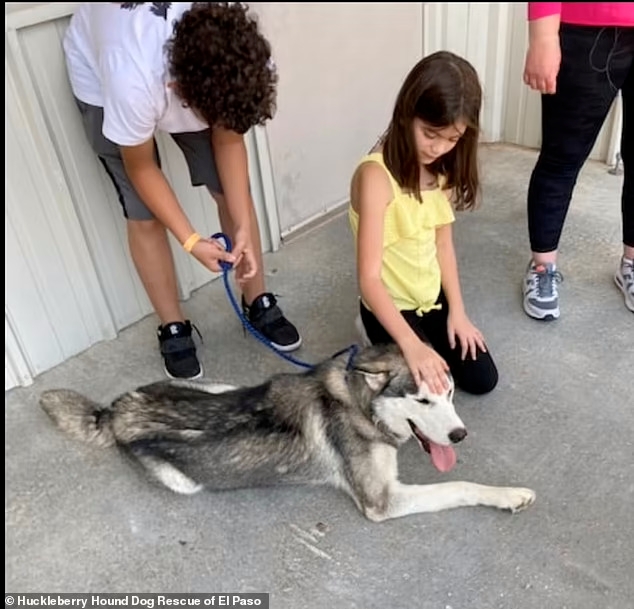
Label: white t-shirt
xmin=63 ymin=2 xmax=209 ymax=146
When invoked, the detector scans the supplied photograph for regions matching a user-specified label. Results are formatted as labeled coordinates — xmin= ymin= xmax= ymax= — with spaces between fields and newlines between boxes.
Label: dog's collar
xmin=331 ymin=344 xmax=359 ymax=371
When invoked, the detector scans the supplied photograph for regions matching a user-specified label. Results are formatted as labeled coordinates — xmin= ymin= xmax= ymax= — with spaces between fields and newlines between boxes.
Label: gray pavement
xmin=5 ymin=145 xmax=633 ymax=609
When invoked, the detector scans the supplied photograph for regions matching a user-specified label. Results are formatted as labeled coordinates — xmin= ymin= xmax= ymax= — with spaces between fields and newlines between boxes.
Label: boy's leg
xmin=523 ymin=25 xmax=630 ymax=320
xmin=171 ymin=129 xmax=302 ymax=351
xmin=127 ymin=219 xmax=184 ymax=324
xmin=74 ymin=98 xmax=201 ymax=379
xmin=616 ymin=53 xmax=634 ymax=312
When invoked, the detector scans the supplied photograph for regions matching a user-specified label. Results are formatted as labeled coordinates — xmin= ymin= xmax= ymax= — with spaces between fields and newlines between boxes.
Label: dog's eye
xmin=417 ymin=398 xmax=431 ymax=405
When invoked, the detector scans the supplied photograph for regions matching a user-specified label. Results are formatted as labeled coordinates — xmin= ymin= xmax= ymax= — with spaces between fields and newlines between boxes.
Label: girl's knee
xmin=455 ymin=354 xmax=498 ymax=395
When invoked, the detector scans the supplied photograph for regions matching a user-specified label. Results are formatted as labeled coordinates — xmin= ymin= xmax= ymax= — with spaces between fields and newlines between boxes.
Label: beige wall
xmin=252 ymin=2 xmax=423 ymax=236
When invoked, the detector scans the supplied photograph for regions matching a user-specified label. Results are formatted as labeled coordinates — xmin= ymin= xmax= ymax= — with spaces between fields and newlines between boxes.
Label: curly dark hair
xmin=165 ymin=2 xmax=278 ymax=134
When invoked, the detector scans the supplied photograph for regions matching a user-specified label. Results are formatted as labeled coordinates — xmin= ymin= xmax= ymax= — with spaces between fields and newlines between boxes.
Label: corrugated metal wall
xmin=423 ymin=2 xmax=622 ymax=163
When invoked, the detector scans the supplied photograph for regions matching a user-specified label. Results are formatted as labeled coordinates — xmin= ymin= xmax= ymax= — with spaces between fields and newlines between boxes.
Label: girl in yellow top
xmin=349 ymin=51 xmax=498 ymax=396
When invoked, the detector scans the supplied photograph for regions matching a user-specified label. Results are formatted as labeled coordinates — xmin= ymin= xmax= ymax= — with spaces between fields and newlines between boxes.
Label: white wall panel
xmin=5 ymin=46 xmax=117 ymax=381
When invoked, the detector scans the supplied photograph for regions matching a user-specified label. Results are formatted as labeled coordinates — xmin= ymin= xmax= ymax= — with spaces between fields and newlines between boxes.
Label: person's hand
xmin=230 ymin=228 xmax=257 ymax=285
xmin=447 ymin=311 xmax=487 ymax=361
xmin=523 ymin=35 xmax=561 ymax=94
xmin=401 ymin=337 xmax=450 ymax=395
xmin=190 ymin=237 xmax=237 ymax=274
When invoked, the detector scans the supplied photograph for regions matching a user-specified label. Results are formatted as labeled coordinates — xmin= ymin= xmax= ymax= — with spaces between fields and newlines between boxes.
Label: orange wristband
xmin=182 ymin=232 xmax=202 ymax=253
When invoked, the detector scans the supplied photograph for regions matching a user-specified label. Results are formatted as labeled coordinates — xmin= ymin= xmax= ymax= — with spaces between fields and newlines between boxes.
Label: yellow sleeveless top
xmin=349 ymin=152 xmax=455 ymax=315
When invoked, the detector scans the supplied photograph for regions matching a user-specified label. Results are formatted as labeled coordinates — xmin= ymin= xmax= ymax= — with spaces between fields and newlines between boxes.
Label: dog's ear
xmin=355 ymin=369 xmax=391 ymax=393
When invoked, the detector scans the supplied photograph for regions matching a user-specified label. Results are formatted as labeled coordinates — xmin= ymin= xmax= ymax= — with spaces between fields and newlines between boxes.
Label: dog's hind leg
xmin=365 ymin=481 xmax=536 ymax=521
xmin=135 ymin=455 xmax=203 ymax=495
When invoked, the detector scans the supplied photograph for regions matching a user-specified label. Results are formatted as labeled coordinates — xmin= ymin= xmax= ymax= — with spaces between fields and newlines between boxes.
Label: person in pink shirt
xmin=521 ymin=3 xmax=634 ymax=319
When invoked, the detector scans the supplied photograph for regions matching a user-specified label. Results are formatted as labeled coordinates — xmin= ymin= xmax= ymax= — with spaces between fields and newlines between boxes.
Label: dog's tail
xmin=39 ymin=389 xmax=115 ymax=448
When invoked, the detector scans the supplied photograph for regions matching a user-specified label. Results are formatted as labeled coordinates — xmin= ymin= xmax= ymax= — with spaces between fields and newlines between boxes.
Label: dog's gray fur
xmin=39 ymin=344 xmax=535 ymax=521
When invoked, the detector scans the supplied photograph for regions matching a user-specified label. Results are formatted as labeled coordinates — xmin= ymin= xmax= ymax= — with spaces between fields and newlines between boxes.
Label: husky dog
xmin=39 ymin=344 xmax=535 ymax=522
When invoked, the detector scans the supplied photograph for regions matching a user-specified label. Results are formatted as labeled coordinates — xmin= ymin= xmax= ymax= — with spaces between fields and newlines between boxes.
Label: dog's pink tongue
xmin=429 ymin=442 xmax=457 ymax=473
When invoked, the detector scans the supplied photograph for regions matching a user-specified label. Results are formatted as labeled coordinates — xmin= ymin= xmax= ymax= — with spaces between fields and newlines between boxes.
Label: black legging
xmin=359 ymin=293 xmax=498 ymax=395
xmin=528 ymin=24 xmax=634 ymax=252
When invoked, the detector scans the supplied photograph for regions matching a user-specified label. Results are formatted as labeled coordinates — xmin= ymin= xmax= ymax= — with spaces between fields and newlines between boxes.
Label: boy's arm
xmin=210 ymin=126 xmax=257 ymax=277
xmin=121 ymin=139 xmax=196 ymax=244
xmin=121 ymin=140 xmax=237 ymax=271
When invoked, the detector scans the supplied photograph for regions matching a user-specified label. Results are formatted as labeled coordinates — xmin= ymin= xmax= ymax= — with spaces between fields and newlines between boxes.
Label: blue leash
xmin=211 ymin=233 xmax=359 ymax=371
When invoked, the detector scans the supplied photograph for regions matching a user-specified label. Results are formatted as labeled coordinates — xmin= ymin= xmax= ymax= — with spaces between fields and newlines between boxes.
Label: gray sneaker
xmin=522 ymin=261 xmax=563 ymax=321
xmin=614 ymin=257 xmax=634 ymax=313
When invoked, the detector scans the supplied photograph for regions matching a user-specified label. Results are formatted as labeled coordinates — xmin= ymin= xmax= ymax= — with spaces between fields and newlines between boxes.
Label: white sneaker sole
xmin=164 ymin=364 xmax=204 ymax=381
xmin=269 ymin=337 xmax=303 ymax=352
xmin=522 ymin=291 xmax=560 ymax=321
xmin=614 ymin=273 xmax=634 ymax=313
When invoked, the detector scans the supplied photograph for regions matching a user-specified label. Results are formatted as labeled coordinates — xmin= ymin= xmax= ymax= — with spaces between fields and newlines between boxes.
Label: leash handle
xmin=212 ymin=232 xmax=235 ymax=272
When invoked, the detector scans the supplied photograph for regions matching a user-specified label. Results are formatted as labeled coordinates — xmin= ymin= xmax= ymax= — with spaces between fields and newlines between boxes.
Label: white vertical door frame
xmin=246 ymin=125 xmax=282 ymax=253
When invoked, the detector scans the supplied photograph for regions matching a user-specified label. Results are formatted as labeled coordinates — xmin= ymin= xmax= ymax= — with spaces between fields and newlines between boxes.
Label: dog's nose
xmin=448 ymin=428 xmax=467 ymax=444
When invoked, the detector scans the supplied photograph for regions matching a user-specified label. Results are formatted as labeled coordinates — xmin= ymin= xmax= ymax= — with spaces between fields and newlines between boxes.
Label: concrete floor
xmin=5 ymin=145 xmax=633 ymax=608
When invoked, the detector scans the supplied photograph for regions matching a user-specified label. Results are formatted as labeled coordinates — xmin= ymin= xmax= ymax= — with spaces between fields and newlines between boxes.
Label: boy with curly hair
xmin=63 ymin=2 xmax=302 ymax=380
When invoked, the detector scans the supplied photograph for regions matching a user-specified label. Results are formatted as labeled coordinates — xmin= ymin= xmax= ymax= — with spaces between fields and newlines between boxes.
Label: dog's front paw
xmin=502 ymin=487 xmax=536 ymax=513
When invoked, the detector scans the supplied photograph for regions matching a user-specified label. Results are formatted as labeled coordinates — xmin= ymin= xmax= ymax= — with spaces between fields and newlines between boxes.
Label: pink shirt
xmin=528 ymin=3 xmax=634 ymax=27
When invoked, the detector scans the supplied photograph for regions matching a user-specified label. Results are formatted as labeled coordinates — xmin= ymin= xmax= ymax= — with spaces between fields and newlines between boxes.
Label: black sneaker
xmin=242 ymin=293 xmax=302 ymax=352
xmin=157 ymin=320 xmax=203 ymax=380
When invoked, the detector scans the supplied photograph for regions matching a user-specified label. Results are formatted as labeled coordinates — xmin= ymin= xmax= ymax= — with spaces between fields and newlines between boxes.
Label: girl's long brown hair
xmin=383 ymin=51 xmax=482 ymax=210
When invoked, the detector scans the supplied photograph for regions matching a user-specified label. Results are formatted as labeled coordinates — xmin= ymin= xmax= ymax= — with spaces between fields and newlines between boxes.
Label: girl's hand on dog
xmin=401 ymin=337 xmax=449 ymax=395
xmin=447 ymin=311 xmax=487 ymax=361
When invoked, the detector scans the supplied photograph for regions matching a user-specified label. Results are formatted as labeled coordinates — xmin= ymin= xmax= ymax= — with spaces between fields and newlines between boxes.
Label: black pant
xmin=359 ymin=294 xmax=498 ymax=395
xmin=528 ymin=25 xmax=634 ymax=252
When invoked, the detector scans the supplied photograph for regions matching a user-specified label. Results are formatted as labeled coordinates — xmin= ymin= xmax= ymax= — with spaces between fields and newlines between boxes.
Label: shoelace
xmin=191 ymin=322 xmax=203 ymax=344
xmin=534 ymin=266 xmax=563 ymax=298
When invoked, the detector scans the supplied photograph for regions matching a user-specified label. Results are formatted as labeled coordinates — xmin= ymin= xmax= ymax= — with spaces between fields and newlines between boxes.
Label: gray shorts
xmin=74 ymin=98 xmax=222 ymax=220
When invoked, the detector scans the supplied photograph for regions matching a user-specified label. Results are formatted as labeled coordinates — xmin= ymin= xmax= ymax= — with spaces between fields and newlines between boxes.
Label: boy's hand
xmin=230 ymin=228 xmax=257 ymax=284
xmin=190 ymin=238 xmax=237 ymax=274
